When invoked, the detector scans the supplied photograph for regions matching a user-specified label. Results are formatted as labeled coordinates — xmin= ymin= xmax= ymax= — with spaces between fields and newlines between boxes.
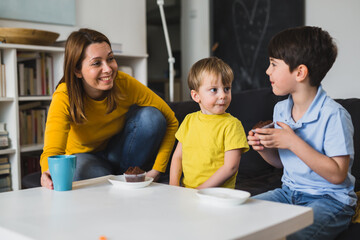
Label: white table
xmin=0 ymin=176 xmax=313 ymax=240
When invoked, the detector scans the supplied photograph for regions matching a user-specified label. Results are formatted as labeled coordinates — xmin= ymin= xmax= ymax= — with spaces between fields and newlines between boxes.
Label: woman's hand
xmin=146 ymin=169 xmax=161 ymax=182
xmin=41 ymin=170 xmax=54 ymax=190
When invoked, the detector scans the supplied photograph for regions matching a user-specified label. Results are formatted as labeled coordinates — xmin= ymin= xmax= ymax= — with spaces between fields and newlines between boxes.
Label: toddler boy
xmin=170 ymin=57 xmax=249 ymax=189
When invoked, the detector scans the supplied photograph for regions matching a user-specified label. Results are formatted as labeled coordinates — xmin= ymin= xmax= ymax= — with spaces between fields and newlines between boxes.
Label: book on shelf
xmin=0 ymin=50 xmax=4 ymax=97
xmin=0 ymin=122 xmax=9 ymax=149
xmin=0 ymin=63 xmax=6 ymax=97
xmin=0 ymin=174 xmax=11 ymax=190
xmin=18 ymin=63 xmax=25 ymax=96
xmin=0 ymin=167 xmax=10 ymax=175
xmin=17 ymin=52 xmax=54 ymax=96
xmin=0 ymin=155 xmax=9 ymax=164
xmin=21 ymin=153 xmax=41 ymax=178
xmin=18 ymin=56 xmax=38 ymax=95
xmin=19 ymin=102 xmax=48 ymax=145
xmin=0 ymin=162 xmax=10 ymax=170
xmin=46 ymin=55 xmax=54 ymax=94
xmin=19 ymin=101 xmax=43 ymax=111
xmin=17 ymin=52 xmax=40 ymax=62
xmin=0 ymin=154 xmax=10 ymax=191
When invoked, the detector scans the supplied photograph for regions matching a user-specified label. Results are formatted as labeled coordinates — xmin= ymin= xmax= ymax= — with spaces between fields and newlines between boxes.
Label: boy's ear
xmin=295 ymin=64 xmax=309 ymax=82
xmin=190 ymin=90 xmax=200 ymax=103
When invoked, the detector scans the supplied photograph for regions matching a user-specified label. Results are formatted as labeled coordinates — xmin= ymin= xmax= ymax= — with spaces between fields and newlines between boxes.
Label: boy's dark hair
xmin=188 ymin=57 xmax=233 ymax=91
xmin=268 ymin=26 xmax=337 ymax=87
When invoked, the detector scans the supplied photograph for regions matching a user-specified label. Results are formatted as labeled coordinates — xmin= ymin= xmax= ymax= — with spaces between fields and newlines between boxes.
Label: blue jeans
xmin=73 ymin=106 xmax=167 ymax=181
xmin=252 ymin=185 xmax=355 ymax=240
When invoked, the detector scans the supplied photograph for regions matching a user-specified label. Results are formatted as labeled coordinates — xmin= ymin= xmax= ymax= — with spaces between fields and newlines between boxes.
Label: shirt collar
xmin=280 ymin=85 xmax=327 ymax=128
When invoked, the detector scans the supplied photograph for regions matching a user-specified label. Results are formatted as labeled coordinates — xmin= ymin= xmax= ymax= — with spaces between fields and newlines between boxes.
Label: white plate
xmin=108 ymin=175 xmax=153 ymax=189
xmin=196 ymin=188 xmax=250 ymax=206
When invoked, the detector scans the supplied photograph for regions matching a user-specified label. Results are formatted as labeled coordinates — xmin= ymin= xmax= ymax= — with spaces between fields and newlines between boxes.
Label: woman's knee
xmin=73 ymin=153 xmax=112 ymax=181
xmin=135 ymin=107 xmax=166 ymax=133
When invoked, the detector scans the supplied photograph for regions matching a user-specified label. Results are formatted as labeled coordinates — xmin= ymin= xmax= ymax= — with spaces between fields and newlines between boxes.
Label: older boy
xmin=248 ymin=26 xmax=356 ymax=239
xmin=170 ymin=57 xmax=249 ymax=189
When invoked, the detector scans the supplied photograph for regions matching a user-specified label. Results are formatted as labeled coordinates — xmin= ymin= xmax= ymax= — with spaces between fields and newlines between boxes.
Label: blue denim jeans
xmin=73 ymin=106 xmax=167 ymax=181
xmin=252 ymin=185 xmax=355 ymax=240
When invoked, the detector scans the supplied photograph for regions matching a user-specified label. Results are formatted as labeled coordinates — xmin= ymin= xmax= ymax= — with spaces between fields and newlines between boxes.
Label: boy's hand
xmin=248 ymin=125 xmax=283 ymax=168
xmin=255 ymin=122 xmax=297 ymax=150
xmin=247 ymin=130 xmax=266 ymax=151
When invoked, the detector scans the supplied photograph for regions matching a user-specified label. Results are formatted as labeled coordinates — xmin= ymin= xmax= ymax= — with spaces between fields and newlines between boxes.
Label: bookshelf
xmin=0 ymin=43 xmax=148 ymax=190
xmin=0 ymin=43 xmax=64 ymax=191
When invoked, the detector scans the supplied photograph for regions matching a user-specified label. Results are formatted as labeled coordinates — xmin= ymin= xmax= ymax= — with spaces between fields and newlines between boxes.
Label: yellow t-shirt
xmin=176 ymin=111 xmax=249 ymax=189
xmin=40 ymin=71 xmax=178 ymax=173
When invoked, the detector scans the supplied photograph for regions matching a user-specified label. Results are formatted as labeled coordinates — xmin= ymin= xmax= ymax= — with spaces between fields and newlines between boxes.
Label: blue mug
xmin=48 ymin=155 xmax=77 ymax=191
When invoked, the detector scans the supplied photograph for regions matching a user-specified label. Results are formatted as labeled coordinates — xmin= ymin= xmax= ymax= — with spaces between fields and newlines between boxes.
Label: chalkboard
xmin=212 ymin=0 xmax=304 ymax=93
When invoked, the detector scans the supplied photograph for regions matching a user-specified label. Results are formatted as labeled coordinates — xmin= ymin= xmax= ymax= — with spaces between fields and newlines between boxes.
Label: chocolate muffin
xmin=124 ymin=167 xmax=146 ymax=182
xmin=251 ymin=120 xmax=274 ymax=132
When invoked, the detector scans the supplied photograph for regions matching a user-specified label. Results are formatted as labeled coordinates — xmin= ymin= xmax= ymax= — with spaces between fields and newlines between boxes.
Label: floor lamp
xmin=157 ymin=0 xmax=175 ymax=102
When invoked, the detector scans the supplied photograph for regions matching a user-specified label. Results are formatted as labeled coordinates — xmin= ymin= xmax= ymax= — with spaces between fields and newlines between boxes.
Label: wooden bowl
xmin=0 ymin=28 xmax=59 ymax=46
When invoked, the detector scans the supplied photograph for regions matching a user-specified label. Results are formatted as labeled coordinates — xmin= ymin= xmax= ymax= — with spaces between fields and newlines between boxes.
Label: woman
xmin=40 ymin=28 xmax=178 ymax=189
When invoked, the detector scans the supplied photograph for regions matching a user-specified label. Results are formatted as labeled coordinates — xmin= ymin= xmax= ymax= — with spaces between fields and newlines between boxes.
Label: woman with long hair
xmin=40 ymin=28 xmax=178 ymax=189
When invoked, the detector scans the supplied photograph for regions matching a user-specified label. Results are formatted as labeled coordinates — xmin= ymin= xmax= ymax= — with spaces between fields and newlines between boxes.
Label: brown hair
xmin=268 ymin=26 xmax=337 ymax=87
xmin=187 ymin=57 xmax=234 ymax=91
xmin=57 ymin=28 xmax=120 ymax=124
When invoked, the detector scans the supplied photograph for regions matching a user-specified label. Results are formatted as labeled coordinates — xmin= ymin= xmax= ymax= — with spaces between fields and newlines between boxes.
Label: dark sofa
xmin=22 ymin=87 xmax=360 ymax=239
xmin=163 ymin=87 xmax=360 ymax=240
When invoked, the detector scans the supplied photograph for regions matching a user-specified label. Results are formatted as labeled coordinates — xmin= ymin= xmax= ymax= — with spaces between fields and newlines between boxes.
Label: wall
xmin=181 ymin=0 xmax=210 ymax=100
xmin=2 ymin=0 xmax=358 ymax=99
xmin=0 ymin=0 xmax=146 ymax=55
xmin=305 ymin=0 xmax=360 ymax=99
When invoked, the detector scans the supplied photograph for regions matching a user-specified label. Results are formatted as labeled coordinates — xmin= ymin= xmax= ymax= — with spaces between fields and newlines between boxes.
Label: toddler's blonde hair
xmin=187 ymin=57 xmax=234 ymax=91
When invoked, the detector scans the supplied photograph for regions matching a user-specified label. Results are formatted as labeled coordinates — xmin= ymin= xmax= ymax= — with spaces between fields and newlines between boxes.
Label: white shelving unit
xmin=0 ymin=43 xmax=147 ymax=190
xmin=115 ymin=52 xmax=148 ymax=85
xmin=0 ymin=43 xmax=64 ymax=191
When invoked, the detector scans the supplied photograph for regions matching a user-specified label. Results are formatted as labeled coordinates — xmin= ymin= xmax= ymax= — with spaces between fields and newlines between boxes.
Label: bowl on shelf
xmin=0 ymin=28 xmax=59 ymax=46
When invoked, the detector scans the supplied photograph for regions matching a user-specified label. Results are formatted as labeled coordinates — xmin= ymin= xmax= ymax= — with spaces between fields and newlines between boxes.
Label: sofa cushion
xmin=336 ymin=98 xmax=360 ymax=192
xmin=226 ymin=88 xmax=285 ymax=178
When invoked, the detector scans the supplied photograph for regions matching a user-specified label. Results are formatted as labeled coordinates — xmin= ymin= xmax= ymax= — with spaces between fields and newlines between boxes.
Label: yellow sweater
xmin=40 ymin=71 xmax=178 ymax=173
